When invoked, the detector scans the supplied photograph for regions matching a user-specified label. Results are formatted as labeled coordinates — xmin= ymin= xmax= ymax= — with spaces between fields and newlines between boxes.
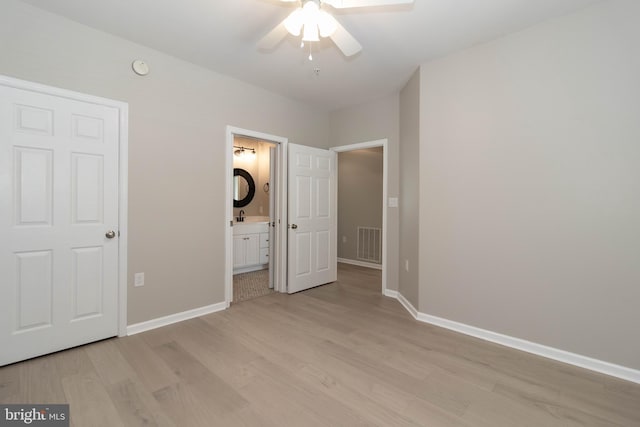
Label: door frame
xmin=225 ymin=126 xmax=288 ymax=305
xmin=331 ymin=139 xmax=388 ymax=295
xmin=0 ymin=74 xmax=129 ymax=337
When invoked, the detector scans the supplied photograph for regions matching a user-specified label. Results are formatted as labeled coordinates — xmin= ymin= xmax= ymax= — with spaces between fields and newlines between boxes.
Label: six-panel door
xmin=0 ymin=84 xmax=120 ymax=366
xmin=287 ymin=143 xmax=337 ymax=294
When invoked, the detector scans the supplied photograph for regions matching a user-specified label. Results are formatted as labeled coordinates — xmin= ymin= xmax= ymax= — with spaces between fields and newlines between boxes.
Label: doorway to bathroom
xmin=225 ymin=127 xmax=288 ymax=305
xmin=232 ymin=136 xmax=277 ymax=302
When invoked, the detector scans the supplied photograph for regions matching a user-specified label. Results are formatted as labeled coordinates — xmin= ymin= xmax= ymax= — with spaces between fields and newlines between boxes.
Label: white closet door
xmin=0 ymin=83 xmax=120 ymax=366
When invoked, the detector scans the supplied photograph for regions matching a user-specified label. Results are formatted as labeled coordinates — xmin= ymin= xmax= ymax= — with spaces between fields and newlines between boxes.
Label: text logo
xmin=1 ymin=405 xmax=68 ymax=427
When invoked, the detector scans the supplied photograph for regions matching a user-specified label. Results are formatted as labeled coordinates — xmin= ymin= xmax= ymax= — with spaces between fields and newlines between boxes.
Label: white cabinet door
xmin=233 ymin=233 xmax=260 ymax=268
xmin=287 ymin=144 xmax=337 ymax=294
xmin=0 ymin=83 xmax=120 ymax=366
xmin=233 ymin=235 xmax=247 ymax=268
xmin=244 ymin=234 xmax=260 ymax=266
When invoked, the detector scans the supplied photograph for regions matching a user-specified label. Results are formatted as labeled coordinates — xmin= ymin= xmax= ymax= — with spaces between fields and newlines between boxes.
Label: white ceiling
xmin=19 ymin=0 xmax=600 ymax=111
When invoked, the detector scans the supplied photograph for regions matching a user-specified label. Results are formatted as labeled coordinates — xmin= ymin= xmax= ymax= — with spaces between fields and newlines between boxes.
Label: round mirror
xmin=233 ymin=168 xmax=255 ymax=208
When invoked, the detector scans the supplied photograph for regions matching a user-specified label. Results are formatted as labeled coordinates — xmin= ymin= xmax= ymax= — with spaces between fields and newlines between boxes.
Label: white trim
xmin=338 ymin=258 xmax=382 ymax=270
xmin=225 ymin=128 xmax=234 ymax=305
xmin=331 ymin=139 xmax=388 ymax=295
xmin=389 ymin=292 xmax=640 ymax=385
xmin=331 ymin=140 xmax=387 ymax=152
xmin=117 ymin=100 xmax=129 ymax=337
xmin=279 ymin=140 xmax=288 ymax=293
xmin=0 ymin=75 xmax=126 ymax=107
xmin=226 ymin=127 xmax=288 ymax=304
xmin=383 ymin=289 xmax=398 ymax=298
xmin=127 ymin=302 xmax=227 ymax=336
xmin=395 ymin=291 xmax=419 ymax=320
xmin=0 ymin=75 xmax=129 ymax=338
xmin=415 ymin=312 xmax=640 ymax=385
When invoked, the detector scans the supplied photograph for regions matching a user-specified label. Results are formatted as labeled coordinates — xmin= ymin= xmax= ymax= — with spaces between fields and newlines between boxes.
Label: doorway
xmin=225 ymin=127 xmax=288 ymax=306
xmin=231 ymin=136 xmax=277 ymax=302
xmin=332 ymin=139 xmax=388 ymax=294
xmin=225 ymin=132 xmax=388 ymax=302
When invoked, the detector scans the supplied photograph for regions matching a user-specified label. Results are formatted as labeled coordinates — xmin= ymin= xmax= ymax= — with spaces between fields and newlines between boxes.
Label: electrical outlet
xmin=134 ymin=272 xmax=145 ymax=287
xmin=405 ymin=260 xmax=409 ymax=272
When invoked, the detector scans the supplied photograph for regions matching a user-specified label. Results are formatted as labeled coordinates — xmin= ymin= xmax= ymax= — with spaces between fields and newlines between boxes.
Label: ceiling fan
xmin=258 ymin=0 xmax=415 ymax=58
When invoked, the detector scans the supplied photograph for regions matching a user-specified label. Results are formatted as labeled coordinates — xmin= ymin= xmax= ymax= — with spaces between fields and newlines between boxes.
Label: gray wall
xmin=418 ymin=0 xmax=640 ymax=370
xmin=0 ymin=0 xmax=330 ymax=325
xmin=337 ymin=148 xmax=383 ymax=263
xmin=399 ymin=70 xmax=421 ymax=308
xmin=329 ymin=94 xmax=400 ymax=291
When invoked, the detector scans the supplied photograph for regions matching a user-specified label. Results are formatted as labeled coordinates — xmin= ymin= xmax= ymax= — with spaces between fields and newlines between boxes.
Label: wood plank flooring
xmin=1 ymin=263 xmax=639 ymax=426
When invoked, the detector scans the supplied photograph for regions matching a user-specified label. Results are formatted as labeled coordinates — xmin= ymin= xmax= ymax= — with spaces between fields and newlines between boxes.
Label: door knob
xmin=290 ymin=224 xmax=298 ymax=229
xmin=105 ymin=230 xmax=116 ymax=239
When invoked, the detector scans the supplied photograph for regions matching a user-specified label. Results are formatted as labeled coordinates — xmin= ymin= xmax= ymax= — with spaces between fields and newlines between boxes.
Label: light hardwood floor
xmin=1 ymin=263 xmax=639 ymax=426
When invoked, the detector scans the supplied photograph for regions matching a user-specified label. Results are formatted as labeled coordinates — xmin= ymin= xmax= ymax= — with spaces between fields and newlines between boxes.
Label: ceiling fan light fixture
xmin=302 ymin=0 xmax=319 ymax=15
xmin=284 ymin=8 xmax=304 ymax=36
xmin=302 ymin=21 xmax=320 ymax=42
xmin=301 ymin=1 xmax=320 ymax=42
xmin=317 ymin=10 xmax=337 ymax=37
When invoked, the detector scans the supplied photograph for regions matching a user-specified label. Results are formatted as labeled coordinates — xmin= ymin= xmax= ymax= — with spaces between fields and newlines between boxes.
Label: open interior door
xmin=287 ymin=143 xmax=337 ymax=293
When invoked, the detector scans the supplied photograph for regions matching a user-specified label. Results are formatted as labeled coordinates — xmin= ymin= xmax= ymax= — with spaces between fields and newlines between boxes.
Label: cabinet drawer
xmin=259 ymin=247 xmax=269 ymax=264
xmin=260 ymin=232 xmax=269 ymax=248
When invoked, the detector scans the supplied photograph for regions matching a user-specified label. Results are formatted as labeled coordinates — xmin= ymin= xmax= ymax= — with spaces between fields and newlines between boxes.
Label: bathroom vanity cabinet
xmin=233 ymin=222 xmax=269 ymax=274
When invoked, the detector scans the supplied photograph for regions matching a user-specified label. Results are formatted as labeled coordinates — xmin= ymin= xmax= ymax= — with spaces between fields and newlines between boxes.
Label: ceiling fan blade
xmin=323 ymin=0 xmax=413 ymax=8
xmin=329 ymin=21 xmax=362 ymax=57
xmin=257 ymin=21 xmax=289 ymax=50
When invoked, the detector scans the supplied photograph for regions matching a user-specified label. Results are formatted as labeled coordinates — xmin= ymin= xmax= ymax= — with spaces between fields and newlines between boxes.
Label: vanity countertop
xmin=233 ymin=220 xmax=269 ymax=235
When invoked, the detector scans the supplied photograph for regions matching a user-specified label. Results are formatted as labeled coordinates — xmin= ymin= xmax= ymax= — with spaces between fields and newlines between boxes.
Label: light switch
xmin=388 ymin=197 xmax=398 ymax=208
xmin=134 ymin=272 xmax=145 ymax=287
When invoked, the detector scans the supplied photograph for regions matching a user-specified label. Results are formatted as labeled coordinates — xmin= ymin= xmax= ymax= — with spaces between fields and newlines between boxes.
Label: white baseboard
xmin=391 ymin=292 xmax=640 ymax=385
xmin=396 ymin=291 xmax=419 ymax=319
xmin=127 ymin=301 xmax=228 ymax=336
xmin=338 ymin=258 xmax=382 ymax=270
xmin=383 ymin=289 xmax=398 ymax=298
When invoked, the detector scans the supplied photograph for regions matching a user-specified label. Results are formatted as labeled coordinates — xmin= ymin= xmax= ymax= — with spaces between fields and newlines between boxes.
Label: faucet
xmin=237 ymin=210 xmax=245 ymax=222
